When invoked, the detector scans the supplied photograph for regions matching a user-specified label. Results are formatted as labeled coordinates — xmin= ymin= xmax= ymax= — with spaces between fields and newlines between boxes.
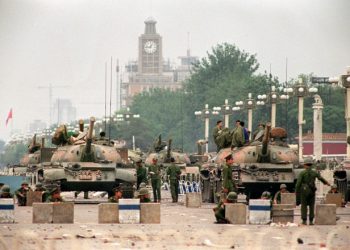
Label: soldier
xmin=109 ymin=187 xmax=123 ymax=203
xmin=15 ymin=182 xmax=31 ymax=206
xmin=138 ymin=188 xmax=151 ymax=203
xmin=213 ymin=191 xmax=237 ymax=224
xmin=136 ymin=159 xmax=147 ymax=189
xmin=261 ymin=191 xmax=272 ymax=200
xmin=45 ymin=187 xmax=64 ymax=202
xmin=213 ymin=120 xmax=224 ymax=152
xmin=222 ymin=154 xmax=237 ymax=195
xmin=296 ymin=157 xmax=330 ymax=225
xmin=166 ymin=157 xmax=181 ymax=203
xmin=148 ymin=157 xmax=161 ymax=202
xmin=273 ymin=184 xmax=289 ymax=204
xmin=0 ymin=185 xmax=13 ymax=198
xmin=231 ymin=120 xmax=245 ymax=149
xmin=328 ymin=184 xmax=339 ymax=194
xmin=253 ymin=122 xmax=265 ymax=141
xmin=34 ymin=183 xmax=46 ymax=192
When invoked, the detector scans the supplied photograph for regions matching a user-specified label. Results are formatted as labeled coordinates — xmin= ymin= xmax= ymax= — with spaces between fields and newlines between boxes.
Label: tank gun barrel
xmin=261 ymin=122 xmax=271 ymax=157
xmin=85 ymin=117 xmax=95 ymax=154
xmin=166 ymin=139 xmax=172 ymax=162
xmin=79 ymin=119 xmax=84 ymax=132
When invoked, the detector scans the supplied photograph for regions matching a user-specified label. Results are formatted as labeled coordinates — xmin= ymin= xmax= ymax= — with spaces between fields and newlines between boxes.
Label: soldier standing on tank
xmin=213 ymin=191 xmax=237 ymax=224
xmin=231 ymin=120 xmax=245 ymax=149
xmin=213 ymin=120 xmax=224 ymax=152
xmin=15 ymin=182 xmax=31 ymax=206
xmin=0 ymin=185 xmax=13 ymax=198
xmin=222 ymin=154 xmax=237 ymax=195
xmin=148 ymin=157 xmax=161 ymax=202
xmin=136 ymin=159 xmax=147 ymax=190
xmin=166 ymin=157 xmax=181 ymax=203
xmin=296 ymin=158 xmax=330 ymax=225
xmin=273 ymin=184 xmax=289 ymax=204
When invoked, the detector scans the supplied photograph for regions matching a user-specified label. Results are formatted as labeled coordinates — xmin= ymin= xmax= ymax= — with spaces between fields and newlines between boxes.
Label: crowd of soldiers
xmin=214 ymin=152 xmax=336 ymax=225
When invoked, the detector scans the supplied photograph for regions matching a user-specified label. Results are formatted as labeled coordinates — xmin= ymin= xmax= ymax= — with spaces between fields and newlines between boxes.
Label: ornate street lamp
xmin=213 ymin=99 xmax=232 ymax=128
xmin=194 ymin=104 xmax=211 ymax=153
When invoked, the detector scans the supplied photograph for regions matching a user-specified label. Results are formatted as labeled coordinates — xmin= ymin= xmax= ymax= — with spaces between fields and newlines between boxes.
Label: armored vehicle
xmin=37 ymin=117 xmax=136 ymax=197
xmin=201 ymin=123 xmax=299 ymax=201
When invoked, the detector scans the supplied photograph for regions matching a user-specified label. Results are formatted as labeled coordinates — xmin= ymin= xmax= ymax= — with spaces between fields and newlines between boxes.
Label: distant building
xmin=121 ymin=17 xmax=198 ymax=107
xmin=29 ymin=120 xmax=47 ymax=134
xmin=52 ymin=99 xmax=76 ymax=124
xmin=302 ymin=132 xmax=346 ymax=159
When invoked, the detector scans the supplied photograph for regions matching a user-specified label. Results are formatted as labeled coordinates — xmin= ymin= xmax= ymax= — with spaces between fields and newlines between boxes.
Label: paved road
xmin=1 ymin=192 xmax=350 ymax=250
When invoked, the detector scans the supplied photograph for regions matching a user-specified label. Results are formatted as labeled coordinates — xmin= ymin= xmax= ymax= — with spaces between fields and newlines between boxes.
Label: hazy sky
xmin=0 ymin=0 xmax=349 ymax=141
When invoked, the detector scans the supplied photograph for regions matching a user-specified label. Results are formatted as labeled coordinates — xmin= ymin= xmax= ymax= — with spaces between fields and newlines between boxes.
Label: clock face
xmin=144 ymin=41 xmax=157 ymax=54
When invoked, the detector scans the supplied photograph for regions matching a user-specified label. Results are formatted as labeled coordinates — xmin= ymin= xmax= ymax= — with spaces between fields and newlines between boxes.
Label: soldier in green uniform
xmin=15 ymin=182 xmax=31 ymax=206
xmin=45 ymin=187 xmax=64 ymax=202
xmin=222 ymin=154 xmax=237 ymax=195
xmin=136 ymin=159 xmax=147 ymax=189
xmin=273 ymin=184 xmax=289 ymax=204
xmin=213 ymin=192 xmax=237 ymax=224
xmin=148 ymin=157 xmax=161 ymax=202
xmin=109 ymin=187 xmax=123 ymax=203
xmin=166 ymin=157 xmax=181 ymax=202
xmin=0 ymin=185 xmax=13 ymax=198
xmin=296 ymin=158 xmax=330 ymax=225
xmin=213 ymin=120 xmax=224 ymax=152
xmin=138 ymin=188 xmax=151 ymax=203
xmin=231 ymin=120 xmax=245 ymax=149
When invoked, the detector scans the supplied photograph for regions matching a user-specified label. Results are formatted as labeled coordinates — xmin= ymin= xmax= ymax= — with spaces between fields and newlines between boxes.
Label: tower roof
xmin=145 ymin=16 xmax=157 ymax=23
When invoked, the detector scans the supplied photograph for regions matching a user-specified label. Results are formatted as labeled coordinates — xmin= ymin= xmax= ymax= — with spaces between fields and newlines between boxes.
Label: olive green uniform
xmin=140 ymin=197 xmax=151 ymax=203
xmin=296 ymin=168 xmax=328 ymax=223
xmin=15 ymin=187 xmax=31 ymax=206
xmin=222 ymin=164 xmax=236 ymax=192
xmin=213 ymin=126 xmax=223 ymax=152
xmin=148 ymin=164 xmax=161 ymax=202
xmin=231 ymin=127 xmax=245 ymax=148
xmin=166 ymin=164 xmax=181 ymax=202
xmin=214 ymin=201 xmax=227 ymax=223
xmin=136 ymin=165 xmax=147 ymax=189
xmin=45 ymin=195 xmax=64 ymax=202
xmin=0 ymin=193 xmax=13 ymax=198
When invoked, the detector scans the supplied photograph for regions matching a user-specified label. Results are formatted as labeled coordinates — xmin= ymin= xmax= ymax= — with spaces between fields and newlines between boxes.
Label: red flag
xmin=5 ymin=108 xmax=12 ymax=126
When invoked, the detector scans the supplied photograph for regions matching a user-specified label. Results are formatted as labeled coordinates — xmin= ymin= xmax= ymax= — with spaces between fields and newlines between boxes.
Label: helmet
xmin=139 ymin=182 xmax=146 ymax=188
xmin=138 ymin=188 xmax=149 ymax=196
xmin=280 ymin=184 xmax=287 ymax=189
xmin=35 ymin=183 xmax=43 ymax=188
xmin=21 ymin=181 xmax=29 ymax=186
xmin=261 ymin=191 xmax=271 ymax=199
xmin=227 ymin=192 xmax=238 ymax=201
xmin=331 ymin=184 xmax=337 ymax=189
xmin=1 ymin=185 xmax=10 ymax=193
xmin=303 ymin=157 xmax=313 ymax=166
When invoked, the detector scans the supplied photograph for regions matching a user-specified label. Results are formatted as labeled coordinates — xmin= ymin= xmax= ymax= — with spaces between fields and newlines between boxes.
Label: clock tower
xmin=138 ymin=17 xmax=162 ymax=74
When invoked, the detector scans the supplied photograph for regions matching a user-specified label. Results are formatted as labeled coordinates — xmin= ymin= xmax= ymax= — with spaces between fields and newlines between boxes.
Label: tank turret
xmin=81 ymin=117 xmax=95 ymax=162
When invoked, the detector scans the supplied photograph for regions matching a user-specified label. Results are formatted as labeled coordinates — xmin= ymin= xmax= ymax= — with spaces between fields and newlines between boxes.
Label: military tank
xmin=37 ymin=117 xmax=136 ymax=198
xmin=201 ymin=123 xmax=299 ymax=201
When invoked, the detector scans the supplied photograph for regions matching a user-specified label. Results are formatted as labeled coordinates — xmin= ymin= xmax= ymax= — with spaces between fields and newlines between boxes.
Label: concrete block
xmin=325 ymin=193 xmax=342 ymax=207
xmin=225 ymin=203 xmax=246 ymax=224
xmin=98 ymin=203 xmax=119 ymax=223
xmin=281 ymin=193 xmax=296 ymax=207
xmin=272 ymin=204 xmax=294 ymax=224
xmin=186 ymin=193 xmax=202 ymax=208
xmin=26 ymin=190 xmax=43 ymax=206
xmin=315 ymin=204 xmax=336 ymax=225
xmin=0 ymin=199 xmax=15 ymax=223
xmin=119 ymin=199 xmax=140 ymax=224
xmin=33 ymin=203 xmax=53 ymax=223
xmin=140 ymin=203 xmax=160 ymax=224
xmin=249 ymin=199 xmax=271 ymax=224
xmin=52 ymin=202 xmax=74 ymax=223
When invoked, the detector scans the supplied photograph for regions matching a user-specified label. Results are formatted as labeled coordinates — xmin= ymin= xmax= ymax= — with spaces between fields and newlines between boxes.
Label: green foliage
xmin=0 ymin=143 xmax=27 ymax=165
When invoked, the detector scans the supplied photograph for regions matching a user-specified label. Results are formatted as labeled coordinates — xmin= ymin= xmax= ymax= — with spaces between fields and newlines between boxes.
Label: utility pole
xmin=38 ymin=84 xmax=68 ymax=126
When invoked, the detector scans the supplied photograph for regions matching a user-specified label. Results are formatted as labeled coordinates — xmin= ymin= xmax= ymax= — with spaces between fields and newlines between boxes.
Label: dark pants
xmin=170 ymin=179 xmax=179 ymax=202
xmin=301 ymin=193 xmax=315 ymax=222
xmin=151 ymin=178 xmax=161 ymax=202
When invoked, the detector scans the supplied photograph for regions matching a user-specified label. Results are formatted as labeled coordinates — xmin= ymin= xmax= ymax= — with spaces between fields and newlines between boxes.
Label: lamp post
xmin=294 ymin=78 xmax=318 ymax=161
xmin=115 ymin=107 xmax=140 ymax=150
xmin=213 ymin=99 xmax=232 ymax=128
xmin=195 ymin=104 xmax=210 ymax=153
